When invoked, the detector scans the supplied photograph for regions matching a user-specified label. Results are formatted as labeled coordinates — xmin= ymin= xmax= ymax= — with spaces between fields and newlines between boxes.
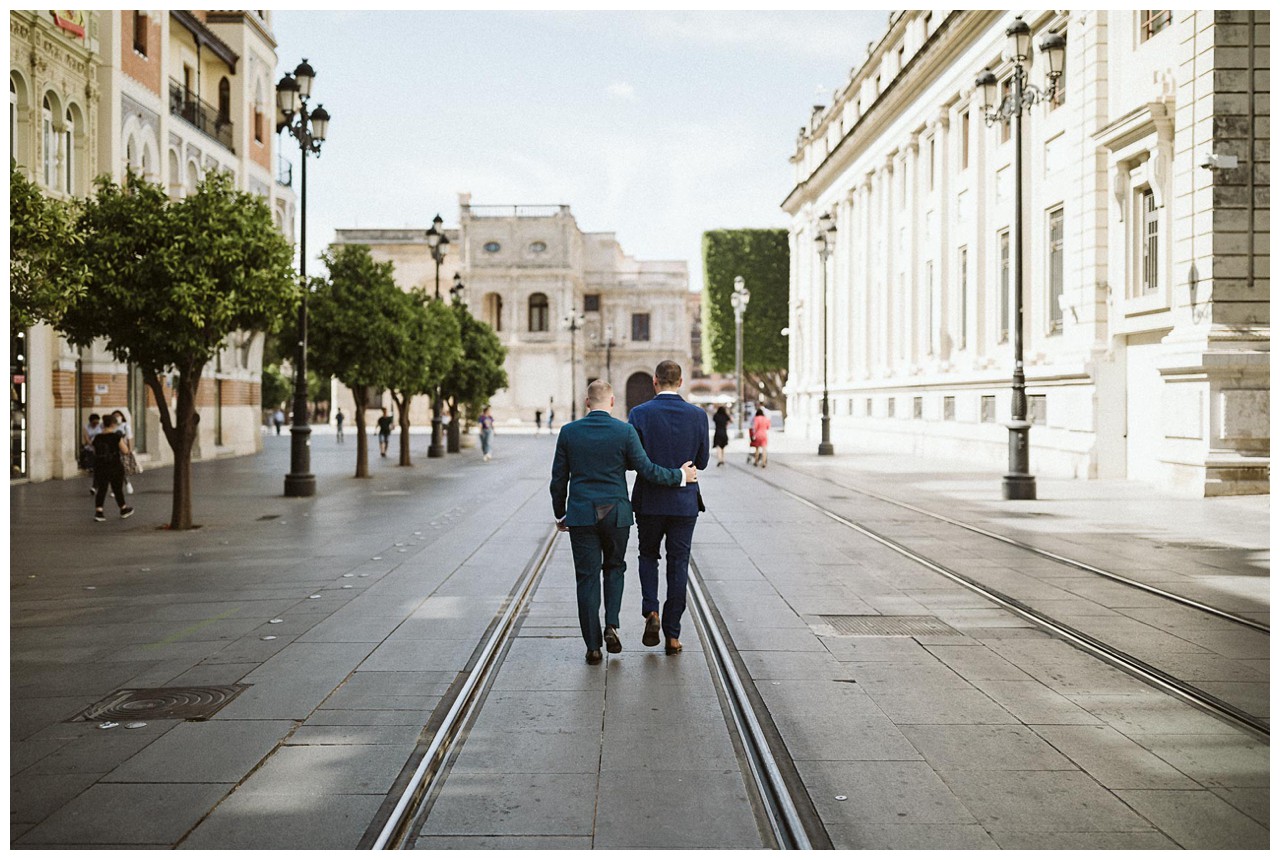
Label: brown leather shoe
xmin=604 ymin=626 xmax=622 ymax=654
xmin=642 ymin=612 xmax=661 ymax=647
xmin=586 ymin=649 xmax=603 ymax=665
xmin=664 ymin=638 xmax=682 ymax=655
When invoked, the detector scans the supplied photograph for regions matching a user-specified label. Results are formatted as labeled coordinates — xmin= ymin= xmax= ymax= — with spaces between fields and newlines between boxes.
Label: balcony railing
xmin=168 ymin=79 xmax=235 ymax=153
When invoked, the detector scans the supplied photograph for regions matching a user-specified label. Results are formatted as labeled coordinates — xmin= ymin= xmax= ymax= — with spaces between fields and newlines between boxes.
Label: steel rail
xmin=688 ymin=559 xmax=814 ymax=849
xmin=772 ymin=462 xmax=1268 ymax=634
xmin=778 ymin=488 xmax=1269 ymax=742
xmin=372 ymin=527 xmax=560 ymax=850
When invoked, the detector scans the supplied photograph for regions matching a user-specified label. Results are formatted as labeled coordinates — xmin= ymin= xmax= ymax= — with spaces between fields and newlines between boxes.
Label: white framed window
xmin=63 ymin=109 xmax=74 ymax=194
xmin=1047 ymin=206 xmax=1064 ymax=332
xmin=958 ymin=246 xmax=968 ymax=350
xmin=998 ymin=229 xmax=1010 ymax=343
xmin=1140 ymin=188 xmax=1159 ymax=294
xmin=42 ymin=95 xmax=55 ymax=188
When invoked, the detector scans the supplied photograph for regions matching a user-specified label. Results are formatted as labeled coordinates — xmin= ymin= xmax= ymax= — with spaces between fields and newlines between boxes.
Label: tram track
xmin=770 ymin=460 xmax=1268 ymax=634
xmin=738 ymin=464 xmax=1268 ymax=742
xmin=369 ymin=524 xmax=819 ymax=849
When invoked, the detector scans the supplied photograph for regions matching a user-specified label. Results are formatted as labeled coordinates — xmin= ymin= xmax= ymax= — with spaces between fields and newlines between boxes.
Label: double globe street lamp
xmin=426 ymin=213 xmax=450 ymax=458
xmin=278 ymin=59 xmax=330 ymax=498
xmin=730 ymin=276 xmax=750 ymax=438
xmin=564 ymin=309 xmax=585 ymax=421
xmin=814 ymin=212 xmax=837 ymax=456
xmin=975 ymin=17 xmax=1065 ymax=500
xmin=445 ymin=274 xmax=465 ymax=454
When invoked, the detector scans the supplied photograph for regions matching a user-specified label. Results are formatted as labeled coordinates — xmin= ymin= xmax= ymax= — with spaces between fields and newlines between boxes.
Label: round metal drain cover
xmin=71 ymin=685 xmax=250 ymax=722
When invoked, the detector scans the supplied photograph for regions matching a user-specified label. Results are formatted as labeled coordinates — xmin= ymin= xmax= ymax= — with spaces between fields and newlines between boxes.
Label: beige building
xmin=784 ymin=10 xmax=1268 ymax=496
xmin=10 ymin=10 xmax=296 ymax=482
xmin=333 ymin=197 xmax=694 ymax=426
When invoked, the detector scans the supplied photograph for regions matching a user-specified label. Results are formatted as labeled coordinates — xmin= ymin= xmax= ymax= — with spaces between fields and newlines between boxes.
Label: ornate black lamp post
xmin=564 ymin=308 xmax=585 ymax=420
xmin=591 ymin=324 xmax=620 ymax=382
xmin=446 ymin=273 xmax=465 ymax=453
xmin=426 ymin=213 xmax=450 ymax=458
xmin=730 ymin=276 xmax=750 ymax=437
xmin=976 ymin=17 xmax=1064 ymax=500
xmin=814 ymin=213 xmax=836 ymax=456
xmin=278 ymin=59 xmax=330 ymax=498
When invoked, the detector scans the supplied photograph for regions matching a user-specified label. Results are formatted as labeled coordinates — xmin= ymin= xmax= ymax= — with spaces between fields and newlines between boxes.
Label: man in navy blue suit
xmin=628 ymin=360 xmax=710 ymax=655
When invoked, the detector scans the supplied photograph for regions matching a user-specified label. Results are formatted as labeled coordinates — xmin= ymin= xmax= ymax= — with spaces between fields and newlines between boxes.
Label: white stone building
xmin=784 ymin=10 xmax=1268 ymax=496
xmin=333 ymin=197 xmax=693 ymax=426
xmin=10 ymin=10 xmax=296 ymax=482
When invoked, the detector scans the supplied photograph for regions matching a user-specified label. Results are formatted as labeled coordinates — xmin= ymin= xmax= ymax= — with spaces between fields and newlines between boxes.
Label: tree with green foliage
xmin=388 ymin=291 xmax=462 ymax=466
xmin=10 ymin=164 xmax=86 ymax=331
xmin=701 ymin=228 xmax=790 ymax=414
xmin=59 ymin=170 xmax=297 ymax=529
xmin=441 ymin=300 xmax=508 ymax=444
xmin=308 ymin=244 xmax=406 ymax=478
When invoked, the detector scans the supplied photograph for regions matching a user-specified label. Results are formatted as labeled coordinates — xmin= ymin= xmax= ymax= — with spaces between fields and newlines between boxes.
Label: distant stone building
xmin=10 ymin=10 xmax=296 ymax=482
xmin=784 ymin=10 xmax=1268 ymax=496
xmin=333 ymin=197 xmax=693 ymax=426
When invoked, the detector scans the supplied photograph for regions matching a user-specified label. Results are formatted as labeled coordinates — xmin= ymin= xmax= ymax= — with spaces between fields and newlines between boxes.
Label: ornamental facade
xmin=784 ymin=10 xmax=1268 ymax=496
xmin=334 ymin=196 xmax=693 ymax=426
xmin=10 ymin=10 xmax=296 ymax=483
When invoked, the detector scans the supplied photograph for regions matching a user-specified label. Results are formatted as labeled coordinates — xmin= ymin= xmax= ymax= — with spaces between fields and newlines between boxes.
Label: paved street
xmin=9 ymin=429 xmax=1270 ymax=849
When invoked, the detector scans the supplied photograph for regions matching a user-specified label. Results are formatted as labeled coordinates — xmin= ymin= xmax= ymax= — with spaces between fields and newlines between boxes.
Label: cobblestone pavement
xmin=9 ymin=429 xmax=1270 ymax=849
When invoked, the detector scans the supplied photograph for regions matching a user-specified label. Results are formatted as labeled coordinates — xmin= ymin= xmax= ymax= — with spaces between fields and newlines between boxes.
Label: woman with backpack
xmin=92 ymin=412 xmax=135 ymax=522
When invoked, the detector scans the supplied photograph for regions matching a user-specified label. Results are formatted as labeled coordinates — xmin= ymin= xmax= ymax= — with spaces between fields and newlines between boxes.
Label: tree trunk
xmin=143 ymin=365 xmax=200 ymax=530
xmin=446 ymin=396 xmax=461 ymax=453
xmin=747 ymin=370 xmax=789 ymax=417
xmin=352 ymin=385 xmax=369 ymax=478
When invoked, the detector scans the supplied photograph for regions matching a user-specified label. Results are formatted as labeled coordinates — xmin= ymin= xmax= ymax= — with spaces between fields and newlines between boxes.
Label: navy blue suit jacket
xmin=550 ymin=410 xmax=683 ymax=527
xmin=629 ymin=393 xmax=710 ymax=518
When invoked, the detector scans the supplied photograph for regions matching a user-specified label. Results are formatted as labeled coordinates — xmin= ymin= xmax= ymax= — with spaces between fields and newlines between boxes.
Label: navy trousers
xmin=636 ymin=514 xmax=697 ymax=640
xmin=568 ymin=522 xmax=630 ymax=650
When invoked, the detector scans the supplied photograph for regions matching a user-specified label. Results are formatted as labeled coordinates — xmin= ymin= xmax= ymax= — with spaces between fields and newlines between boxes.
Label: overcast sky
xmin=272 ymin=10 xmax=889 ymax=291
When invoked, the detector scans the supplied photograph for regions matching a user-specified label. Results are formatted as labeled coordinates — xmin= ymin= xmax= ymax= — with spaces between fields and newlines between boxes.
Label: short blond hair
xmin=586 ymin=379 xmax=613 ymax=407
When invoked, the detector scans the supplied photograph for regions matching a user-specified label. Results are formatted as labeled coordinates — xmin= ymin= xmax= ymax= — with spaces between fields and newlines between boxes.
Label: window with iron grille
xmin=631 ymin=313 xmax=650 ymax=342
xmin=962 ymin=110 xmax=971 ymax=168
xmin=943 ymin=396 xmax=956 ymax=421
xmin=887 ymin=397 xmax=895 ymax=418
xmin=1048 ymin=207 xmax=1064 ymax=332
xmin=981 ymin=395 xmax=996 ymax=423
xmin=928 ymin=137 xmax=935 ymax=190
xmin=865 ymin=397 xmax=873 ymax=416
xmin=1141 ymin=189 xmax=1159 ymax=294
xmin=913 ymin=396 xmax=923 ymax=419
xmin=998 ymin=230 xmax=1010 ymax=343
xmin=1141 ymin=10 xmax=1171 ymax=41
xmin=958 ymin=246 xmax=968 ymax=351
xmin=583 ymin=293 xmax=600 ymax=312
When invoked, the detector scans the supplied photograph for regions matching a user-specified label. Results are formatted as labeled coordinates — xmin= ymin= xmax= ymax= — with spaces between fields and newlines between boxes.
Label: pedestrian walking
xmin=82 ymin=413 xmax=102 ymax=494
xmin=335 ymin=408 xmax=345 ymax=442
xmin=534 ymin=409 xmax=543 ymax=433
xmin=478 ymin=405 xmax=495 ymax=461
xmin=376 ymin=407 xmax=394 ymax=457
xmin=550 ymin=380 xmax=697 ymax=664
xmin=111 ymin=410 xmax=135 ymax=494
xmin=751 ymin=406 xmax=771 ymax=468
xmin=548 ymin=403 xmax=555 ymax=432
xmin=712 ymin=405 xmax=730 ymax=467
xmin=628 ymin=361 xmax=710 ymax=655
xmin=92 ymin=412 xmax=134 ymax=522
xmin=272 ymin=408 xmax=285 ymax=435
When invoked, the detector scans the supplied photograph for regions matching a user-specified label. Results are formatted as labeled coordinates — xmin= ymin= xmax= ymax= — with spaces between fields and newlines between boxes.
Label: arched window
xmin=41 ymin=95 xmax=55 ymax=188
xmin=63 ymin=108 xmax=74 ymax=194
xmin=186 ymin=160 xmax=200 ymax=194
xmin=217 ymin=77 xmax=231 ymax=124
xmin=528 ymin=293 xmax=549 ymax=332
xmin=9 ymin=79 xmax=17 ymax=165
xmin=167 ymin=149 xmax=181 ymax=197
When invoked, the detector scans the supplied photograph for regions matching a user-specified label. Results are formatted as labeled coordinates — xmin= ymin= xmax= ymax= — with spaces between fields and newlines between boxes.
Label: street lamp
xmin=445 ymin=273 xmax=465 ymax=453
xmin=814 ymin=212 xmax=836 ymax=456
xmin=975 ymin=16 xmax=1064 ymax=500
xmin=278 ymin=58 xmax=331 ymax=498
xmin=729 ymin=276 xmax=750 ymax=438
xmin=564 ymin=308 xmax=585 ymax=420
xmin=591 ymin=324 xmax=620 ymax=382
xmin=425 ymin=213 xmax=450 ymax=458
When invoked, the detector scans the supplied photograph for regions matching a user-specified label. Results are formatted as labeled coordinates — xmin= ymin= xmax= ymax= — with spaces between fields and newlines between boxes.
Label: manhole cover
xmin=68 ymin=685 xmax=250 ymax=722
xmin=818 ymin=615 xmax=961 ymax=637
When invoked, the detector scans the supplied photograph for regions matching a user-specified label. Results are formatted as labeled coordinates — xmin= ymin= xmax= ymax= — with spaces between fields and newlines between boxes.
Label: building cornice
xmin=171 ymin=10 xmax=239 ymax=73
xmin=205 ymin=11 xmax=278 ymax=50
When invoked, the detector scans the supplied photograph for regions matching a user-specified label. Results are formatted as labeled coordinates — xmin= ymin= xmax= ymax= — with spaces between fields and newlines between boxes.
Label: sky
xmin=272 ymin=10 xmax=889 ymax=292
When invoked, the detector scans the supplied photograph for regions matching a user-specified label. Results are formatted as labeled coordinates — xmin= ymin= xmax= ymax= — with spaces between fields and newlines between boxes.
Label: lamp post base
xmin=1002 ymin=474 xmax=1037 ymax=500
xmin=284 ymin=425 xmax=315 ymax=497
xmin=284 ymin=473 xmax=316 ymax=497
xmin=818 ymin=413 xmax=834 ymax=456
xmin=818 ymin=442 xmax=835 ymax=456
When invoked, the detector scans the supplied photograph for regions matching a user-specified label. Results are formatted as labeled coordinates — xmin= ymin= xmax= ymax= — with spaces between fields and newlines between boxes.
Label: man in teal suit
xmin=551 ymin=379 xmax=698 ymax=664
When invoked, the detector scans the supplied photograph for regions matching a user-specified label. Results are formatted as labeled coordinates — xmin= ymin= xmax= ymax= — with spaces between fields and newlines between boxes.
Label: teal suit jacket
xmin=550 ymin=410 xmax=684 ymax=528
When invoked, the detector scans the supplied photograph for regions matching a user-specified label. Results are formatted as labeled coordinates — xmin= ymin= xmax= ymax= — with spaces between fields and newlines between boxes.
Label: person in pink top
xmin=750 ymin=407 xmax=771 ymax=468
